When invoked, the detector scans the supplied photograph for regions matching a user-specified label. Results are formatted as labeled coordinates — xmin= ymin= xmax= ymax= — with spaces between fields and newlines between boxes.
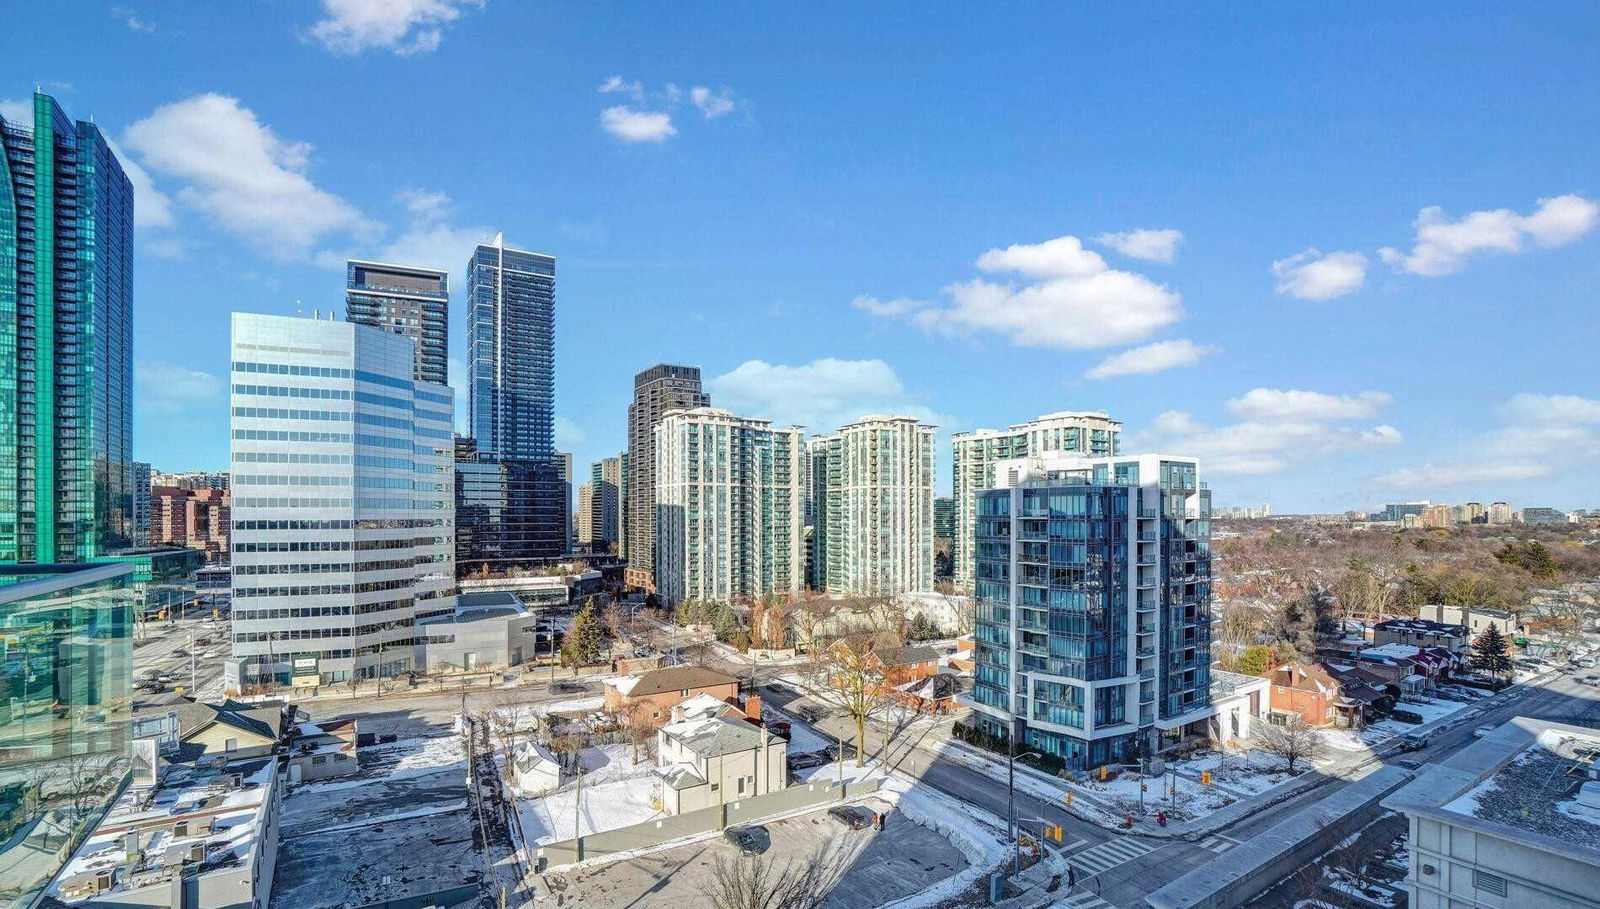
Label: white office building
xmin=808 ymin=415 xmax=935 ymax=596
xmin=229 ymin=313 xmax=455 ymax=686
xmin=951 ymin=411 xmax=1120 ymax=591
xmin=653 ymin=407 xmax=804 ymax=606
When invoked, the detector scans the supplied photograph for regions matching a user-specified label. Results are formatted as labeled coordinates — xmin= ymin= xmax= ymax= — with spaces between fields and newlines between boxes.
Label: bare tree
xmin=1253 ymin=718 xmax=1328 ymax=773
xmin=622 ymin=700 xmax=661 ymax=765
xmin=812 ymin=635 xmax=890 ymax=767
xmin=707 ymin=853 xmax=827 ymax=909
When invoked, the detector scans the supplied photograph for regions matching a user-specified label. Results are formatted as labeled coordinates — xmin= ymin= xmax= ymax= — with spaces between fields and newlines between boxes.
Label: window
xmin=710 ymin=783 xmax=719 ymax=792
xmin=737 ymin=777 xmax=746 ymax=795
xmin=1473 ymin=871 xmax=1507 ymax=897
xmin=224 ymin=738 xmax=238 ymax=752
xmin=312 ymin=755 xmax=327 ymax=765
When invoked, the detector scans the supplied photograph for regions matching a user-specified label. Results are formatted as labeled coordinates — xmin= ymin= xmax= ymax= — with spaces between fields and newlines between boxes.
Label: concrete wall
xmin=537 ymin=778 xmax=883 ymax=871
xmin=1146 ymin=766 xmax=1415 ymax=909
xmin=1407 ymin=814 xmax=1599 ymax=909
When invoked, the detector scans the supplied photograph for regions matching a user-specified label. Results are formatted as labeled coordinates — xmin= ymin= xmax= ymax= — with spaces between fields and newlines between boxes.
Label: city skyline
xmin=3 ymin=4 xmax=1598 ymax=513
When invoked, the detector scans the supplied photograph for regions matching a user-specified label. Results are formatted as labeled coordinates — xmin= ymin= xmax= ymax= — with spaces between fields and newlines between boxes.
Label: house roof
xmin=1376 ymin=618 xmax=1468 ymax=636
xmin=896 ymin=674 xmax=961 ymax=700
xmin=677 ymin=692 xmax=740 ymax=721
xmin=1268 ymin=661 xmax=1341 ymax=697
xmin=615 ymin=666 xmax=737 ymax=698
xmin=872 ymin=645 xmax=941 ymax=667
xmin=660 ymin=715 xmax=773 ymax=759
xmin=175 ymin=698 xmax=281 ymax=743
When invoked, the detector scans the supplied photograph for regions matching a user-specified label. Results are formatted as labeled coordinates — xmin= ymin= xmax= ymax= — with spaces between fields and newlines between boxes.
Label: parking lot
xmin=541 ymin=798 xmax=969 ymax=909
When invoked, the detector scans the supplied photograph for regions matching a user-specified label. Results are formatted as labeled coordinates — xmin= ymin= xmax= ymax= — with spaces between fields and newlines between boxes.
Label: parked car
xmin=788 ymin=752 xmax=827 ymax=771
xmin=723 ymin=826 xmax=769 ymax=855
xmin=1399 ymin=731 xmax=1432 ymax=751
xmin=1395 ymin=759 xmax=1425 ymax=771
xmin=827 ymin=806 xmax=875 ymax=830
xmin=1473 ymin=725 xmax=1496 ymax=738
xmin=766 ymin=720 xmax=792 ymax=741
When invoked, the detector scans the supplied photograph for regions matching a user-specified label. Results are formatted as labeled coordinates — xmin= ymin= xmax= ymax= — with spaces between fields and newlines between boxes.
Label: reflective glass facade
xmin=467 ymin=236 xmax=555 ymax=462
xmin=345 ymin=260 xmax=449 ymax=385
xmin=0 ymin=93 xmax=135 ymax=563
xmin=0 ymin=562 xmax=134 ymax=905
xmin=454 ymin=437 xmax=569 ymax=574
xmin=967 ymin=453 xmax=1211 ymax=770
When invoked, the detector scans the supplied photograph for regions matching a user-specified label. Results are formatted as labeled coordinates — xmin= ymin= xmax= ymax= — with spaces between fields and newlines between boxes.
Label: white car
xmin=1473 ymin=725 xmax=1496 ymax=738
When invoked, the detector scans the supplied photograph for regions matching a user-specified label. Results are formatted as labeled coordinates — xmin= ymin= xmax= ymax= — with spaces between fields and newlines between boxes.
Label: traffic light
xmin=1099 ymin=765 xmax=1108 ymax=781
xmin=1065 ymin=791 xmax=1075 ymax=807
xmin=1050 ymin=825 xmax=1064 ymax=843
xmin=1201 ymin=770 xmax=1212 ymax=786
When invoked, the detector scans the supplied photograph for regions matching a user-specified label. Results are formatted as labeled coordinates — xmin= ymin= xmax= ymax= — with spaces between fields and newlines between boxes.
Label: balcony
xmin=1136 ymin=646 xmax=1156 ymax=659
xmin=1137 ymin=623 xmax=1157 ymax=635
xmin=1139 ymin=687 xmax=1155 ymax=703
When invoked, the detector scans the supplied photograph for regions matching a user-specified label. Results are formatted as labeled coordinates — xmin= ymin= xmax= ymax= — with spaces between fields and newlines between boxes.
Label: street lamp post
xmin=1007 ymin=723 xmax=1044 ymax=877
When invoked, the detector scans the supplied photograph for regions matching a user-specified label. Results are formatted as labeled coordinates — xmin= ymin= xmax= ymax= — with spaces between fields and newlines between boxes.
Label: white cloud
xmin=1094 ymin=228 xmax=1184 ymax=263
xmin=0 ymin=98 xmax=29 ymax=123
xmin=1500 ymin=392 xmax=1600 ymax=425
xmin=555 ymin=416 xmax=587 ymax=449
xmin=1150 ymin=410 xmax=1206 ymax=436
xmin=595 ymin=77 xmax=741 ymax=142
xmin=861 ymin=235 xmax=1182 ymax=350
xmin=1372 ymin=462 xmax=1550 ymax=489
xmin=1084 ymin=339 xmax=1213 ymax=380
xmin=111 ymin=7 xmax=156 ymax=32
xmin=1368 ymin=392 xmax=1600 ymax=493
xmin=850 ymin=295 xmax=926 ymax=317
xmin=1272 ymin=248 xmax=1368 ymax=300
xmin=1378 ymin=194 xmax=1599 ymax=276
xmin=373 ymin=188 xmax=492 ymax=272
xmin=135 ymin=362 xmax=221 ymax=416
xmin=690 ymin=86 xmax=736 ymax=119
xmin=1140 ymin=412 xmax=1402 ymax=476
xmin=307 ymin=0 xmax=483 ymax=55
xmin=102 ymin=134 xmax=174 ymax=229
xmin=1226 ymin=388 xmax=1392 ymax=422
xmin=124 ymin=93 xmax=376 ymax=261
xmin=599 ymin=106 xmax=677 ymax=143
xmin=598 ymin=76 xmax=645 ymax=102
xmin=708 ymin=358 xmax=952 ymax=433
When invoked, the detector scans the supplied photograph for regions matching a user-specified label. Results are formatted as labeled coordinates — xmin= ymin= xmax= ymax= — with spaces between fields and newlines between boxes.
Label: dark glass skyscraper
xmin=345 ymin=259 xmax=449 ymax=384
xmin=625 ymin=364 xmax=708 ymax=589
xmin=454 ymin=436 xmax=568 ymax=575
xmin=468 ymin=234 xmax=555 ymax=461
xmin=0 ymin=93 xmax=135 ymax=562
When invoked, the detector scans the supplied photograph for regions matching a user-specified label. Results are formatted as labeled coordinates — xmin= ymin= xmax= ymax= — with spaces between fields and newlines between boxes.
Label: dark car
xmin=766 ymin=720 xmax=792 ymax=741
xmin=1395 ymin=759 xmax=1424 ymax=771
xmin=723 ymin=826 xmax=769 ymax=855
xmin=823 ymin=742 xmax=856 ymax=761
xmin=828 ymin=806 xmax=875 ymax=830
xmin=551 ymin=680 xmax=588 ymax=694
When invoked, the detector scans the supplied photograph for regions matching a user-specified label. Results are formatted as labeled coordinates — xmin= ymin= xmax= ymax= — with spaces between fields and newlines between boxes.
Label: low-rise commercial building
xmin=414 ymin=592 xmax=542 ymax=672
xmin=49 ymin=757 xmax=282 ymax=908
xmin=1383 ymin=717 xmax=1600 ymax=909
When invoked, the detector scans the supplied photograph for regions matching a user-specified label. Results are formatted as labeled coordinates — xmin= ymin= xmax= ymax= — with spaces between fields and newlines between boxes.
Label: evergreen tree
xmin=1470 ymin=623 xmax=1513 ymax=679
xmin=1236 ymin=644 xmax=1274 ymax=676
xmin=908 ymin=613 xmax=937 ymax=641
xmin=561 ymin=601 xmax=608 ymax=667
xmin=711 ymin=601 xmax=738 ymax=643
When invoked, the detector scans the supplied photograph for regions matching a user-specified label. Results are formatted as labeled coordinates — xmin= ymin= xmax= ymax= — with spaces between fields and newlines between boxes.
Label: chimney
xmin=744 ymin=692 xmax=763 ymax=722
xmin=670 ymin=705 xmax=685 ymax=724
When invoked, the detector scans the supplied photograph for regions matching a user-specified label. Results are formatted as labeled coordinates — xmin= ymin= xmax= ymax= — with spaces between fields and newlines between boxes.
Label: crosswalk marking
xmin=1059 ymin=892 xmax=1114 ymax=909
xmin=1065 ymin=837 xmax=1154 ymax=877
xmin=1198 ymin=834 xmax=1238 ymax=854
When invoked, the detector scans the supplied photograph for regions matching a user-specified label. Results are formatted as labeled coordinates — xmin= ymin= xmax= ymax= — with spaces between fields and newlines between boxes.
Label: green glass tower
xmin=0 ymin=92 xmax=135 ymax=562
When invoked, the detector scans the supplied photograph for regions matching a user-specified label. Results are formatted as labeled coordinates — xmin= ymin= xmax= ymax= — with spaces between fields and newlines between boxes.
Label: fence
xmin=535 ymin=777 xmax=885 ymax=870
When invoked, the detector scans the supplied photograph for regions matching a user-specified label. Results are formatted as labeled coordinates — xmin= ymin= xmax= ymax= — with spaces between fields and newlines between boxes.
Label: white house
xmin=652 ymin=711 xmax=787 ymax=815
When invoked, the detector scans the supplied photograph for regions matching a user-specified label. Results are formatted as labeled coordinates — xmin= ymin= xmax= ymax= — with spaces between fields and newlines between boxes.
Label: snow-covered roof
xmin=659 ymin=716 xmax=772 ymax=759
xmin=676 ymin=692 xmax=736 ymax=721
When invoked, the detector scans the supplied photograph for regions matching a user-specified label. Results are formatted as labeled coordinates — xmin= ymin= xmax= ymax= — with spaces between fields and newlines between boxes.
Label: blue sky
xmin=4 ymin=2 xmax=1598 ymax=513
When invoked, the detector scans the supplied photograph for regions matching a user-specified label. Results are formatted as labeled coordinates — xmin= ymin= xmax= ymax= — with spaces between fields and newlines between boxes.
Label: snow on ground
xmin=764 ymin=703 xmax=834 ymax=754
xmin=516 ymin=743 xmax=665 ymax=844
xmin=291 ymin=735 xmax=466 ymax=794
xmin=1169 ymin=748 xmax=1300 ymax=799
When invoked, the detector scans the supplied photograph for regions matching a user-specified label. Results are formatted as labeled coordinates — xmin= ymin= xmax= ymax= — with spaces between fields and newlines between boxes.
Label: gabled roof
xmin=174 ymin=698 xmax=281 ymax=743
xmin=614 ymin=665 xmax=737 ymax=698
xmin=660 ymin=715 xmax=772 ymax=758
xmin=1268 ymin=661 xmax=1341 ymax=697
xmin=871 ymin=645 xmax=941 ymax=667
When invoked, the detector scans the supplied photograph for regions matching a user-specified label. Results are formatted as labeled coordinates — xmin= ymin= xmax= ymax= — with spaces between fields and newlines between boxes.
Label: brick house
xmin=1267 ymin=661 xmax=1345 ymax=727
xmin=603 ymin=666 xmax=740 ymax=726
